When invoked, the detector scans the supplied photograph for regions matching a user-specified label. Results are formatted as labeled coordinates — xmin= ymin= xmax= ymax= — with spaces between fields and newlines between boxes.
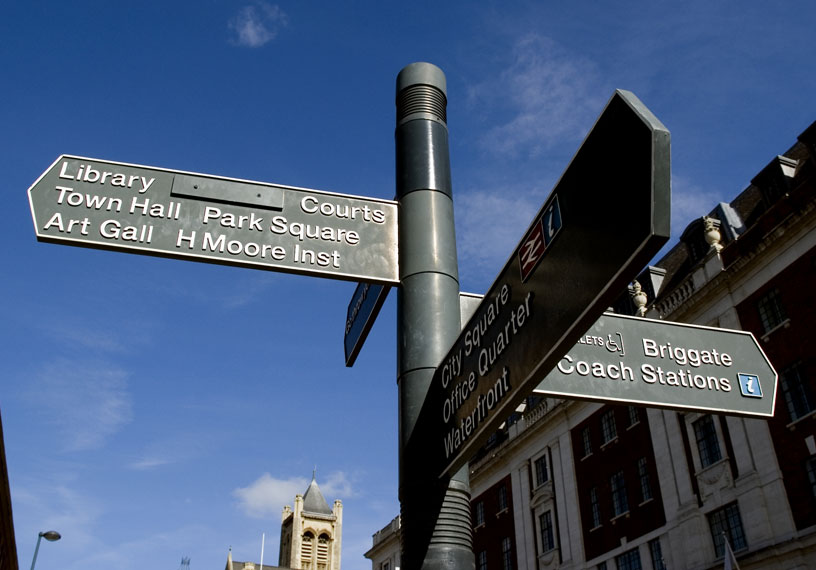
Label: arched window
xmin=317 ymin=533 xmax=330 ymax=564
xmin=301 ymin=531 xmax=314 ymax=561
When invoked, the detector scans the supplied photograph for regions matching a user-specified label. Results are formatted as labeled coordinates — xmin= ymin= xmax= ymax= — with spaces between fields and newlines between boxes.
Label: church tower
xmin=279 ymin=473 xmax=343 ymax=570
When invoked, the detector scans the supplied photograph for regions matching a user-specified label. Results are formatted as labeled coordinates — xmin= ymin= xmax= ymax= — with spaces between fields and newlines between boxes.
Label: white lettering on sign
xmin=42 ymin=212 xmax=91 ymax=235
xmin=202 ymin=206 xmax=263 ymax=231
xmin=269 ymin=216 xmax=360 ymax=246
xmin=58 ymin=161 xmax=154 ymax=193
xmin=55 ymin=186 xmax=123 ymax=212
xmin=99 ymin=219 xmax=153 ymax=243
xmin=641 ymin=338 xmax=733 ymax=367
xmin=440 ymin=284 xmax=535 ymax=461
xmin=443 ymin=367 xmax=512 ymax=460
xmin=552 ymin=332 xmax=737 ymax=394
xmin=300 ymin=195 xmax=387 ymax=224
xmin=557 ymin=355 xmax=635 ymax=381
xmin=464 ymin=284 xmax=511 ymax=356
xmin=31 ymin=157 xmax=399 ymax=283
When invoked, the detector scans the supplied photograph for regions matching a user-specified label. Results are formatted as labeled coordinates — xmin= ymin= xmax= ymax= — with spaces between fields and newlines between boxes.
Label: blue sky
xmin=2 ymin=2 xmax=815 ymax=570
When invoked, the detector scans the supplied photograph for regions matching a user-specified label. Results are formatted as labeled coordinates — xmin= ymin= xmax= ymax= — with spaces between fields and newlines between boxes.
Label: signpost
xmin=28 ymin=155 xmax=399 ymax=284
xmin=411 ymin=89 xmax=672 ymax=480
xmin=27 ymin=64 xmax=738 ymax=570
xmin=534 ymin=312 xmax=777 ymax=416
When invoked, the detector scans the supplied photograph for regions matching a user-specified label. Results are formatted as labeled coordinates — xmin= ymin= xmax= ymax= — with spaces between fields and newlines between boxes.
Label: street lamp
xmin=30 ymin=530 xmax=61 ymax=570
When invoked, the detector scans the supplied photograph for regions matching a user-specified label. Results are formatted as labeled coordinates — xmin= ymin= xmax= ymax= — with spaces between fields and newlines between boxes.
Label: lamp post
xmin=30 ymin=530 xmax=60 ymax=570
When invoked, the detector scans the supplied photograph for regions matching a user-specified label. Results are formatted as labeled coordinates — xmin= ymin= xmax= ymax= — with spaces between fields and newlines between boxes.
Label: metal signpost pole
xmin=395 ymin=63 xmax=473 ymax=570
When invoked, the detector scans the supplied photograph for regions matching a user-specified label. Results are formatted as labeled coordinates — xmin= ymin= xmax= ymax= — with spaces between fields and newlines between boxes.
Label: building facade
xmin=365 ymin=517 xmax=401 ymax=570
xmin=466 ymin=119 xmax=816 ymax=570
xmin=367 ymin=120 xmax=816 ymax=570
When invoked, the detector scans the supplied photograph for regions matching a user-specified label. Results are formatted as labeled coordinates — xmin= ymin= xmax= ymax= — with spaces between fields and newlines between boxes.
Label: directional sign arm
xmin=28 ymin=155 xmax=399 ymax=284
xmin=418 ymin=90 xmax=672 ymax=479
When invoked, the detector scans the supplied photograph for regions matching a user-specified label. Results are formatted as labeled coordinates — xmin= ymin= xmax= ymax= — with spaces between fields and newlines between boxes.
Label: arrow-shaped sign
xmin=534 ymin=312 xmax=777 ymax=416
xmin=409 ymin=90 xmax=672 ymax=479
xmin=28 ymin=155 xmax=399 ymax=284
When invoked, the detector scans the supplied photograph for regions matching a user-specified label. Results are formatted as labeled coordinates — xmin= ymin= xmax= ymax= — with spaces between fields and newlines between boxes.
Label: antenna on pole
xmin=178 ymin=557 xmax=191 ymax=570
xmin=260 ymin=533 xmax=265 ymax=570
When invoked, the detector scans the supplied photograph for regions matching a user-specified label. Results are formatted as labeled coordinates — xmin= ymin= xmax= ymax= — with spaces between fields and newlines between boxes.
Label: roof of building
xmin=646 ymin=119 xmax=816 ymax=316
xmin=302 ymin=474 xmax=333 ymax=515
xmin=226 ymin=549 xmax=288 ymax=570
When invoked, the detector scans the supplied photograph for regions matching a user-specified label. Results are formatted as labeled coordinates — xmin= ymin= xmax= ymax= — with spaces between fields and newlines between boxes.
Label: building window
xmin=301 ymin=531 xmax=314 ymax=561
xmin=638 ymin=457 xmax=652 ymax=502
xmin=596 ymin=563 xmax=607 ymax=570
xmin=693 ymin=415 xmax=722 ymax=468
xmin=317 ymin=534 xmax=330 ymax=563
xmin=474 ymin=501 xmax=485 ymax=527
xmin=601 ymin=410 xmax=617 ymax=445
xmin=582 ymin=427 xmax=592 ymax=457
xmin=477 ymin=551 xmax=487 ymax=570
xmin=539 ymin=511 xmax=555 ymax=552
xmin=780 ymin=362 xmax=814 ymax=421
xmin=648 ymin=539 xmax=666 ymax=570
xmin=628 ymin=406 xmax=640 ymax=427
xmin=497 ymin=485 xmax=508 ymax=512
xmin=757 ymin=288 xmax=786 ymax=333
xmin=590 ymin=487 xmax=602 ymax=527
xmin=808 ymin=457 xmax=816 ymax=500
xmin=534 ymin=454 xmax=549 ymax=487
xmin=501 ymin=537 xmax=513 ymax=570
xmin=381 ymin=561 xmax=390 ymax=570
xmin=615 ymin=547 xmax=642 ymax=570
xmin=610 ymin=471 xmax=629 ymax=517
xmin=708 ymin=502 xmax=747 ymax=557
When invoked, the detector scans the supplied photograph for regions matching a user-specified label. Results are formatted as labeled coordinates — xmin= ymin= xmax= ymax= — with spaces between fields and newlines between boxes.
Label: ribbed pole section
xmin=395 ymin=62 xmax=474 ymax=570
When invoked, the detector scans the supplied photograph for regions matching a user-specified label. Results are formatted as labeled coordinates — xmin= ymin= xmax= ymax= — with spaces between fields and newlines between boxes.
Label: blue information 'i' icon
xmin=738 ymin=373 xmax=763 ymax=398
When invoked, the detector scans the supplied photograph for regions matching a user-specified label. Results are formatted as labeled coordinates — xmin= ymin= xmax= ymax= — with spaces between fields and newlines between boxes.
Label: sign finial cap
xmin=396 ymin=62 xmax=446 ymax=97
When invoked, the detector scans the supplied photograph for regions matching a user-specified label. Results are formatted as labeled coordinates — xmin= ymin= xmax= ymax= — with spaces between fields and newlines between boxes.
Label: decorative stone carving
xmin=703 ymin=216 xmax=723 ymax=252
xmin=697 ymin=459 xmax=733 ymax=500
xmin=631 ymin=280 xmax=648 ymax=317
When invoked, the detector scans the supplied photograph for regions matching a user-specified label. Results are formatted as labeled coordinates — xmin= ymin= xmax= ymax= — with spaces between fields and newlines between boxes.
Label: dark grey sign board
xmin=421 ymin=90 xmax=671 ymax=479
xmin=534 ymin=313 xmax=777 ymax=416
xmin=28 ymin=156 xmax=399 ymax=284
xmin=344 ymin=282 xmax=390 ymax=366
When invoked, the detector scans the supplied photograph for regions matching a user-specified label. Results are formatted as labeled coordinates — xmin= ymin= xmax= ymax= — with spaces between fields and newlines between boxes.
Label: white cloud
xmin=229 ymin=2 xmax=287 ymax=48
xmin=29 ymin=359 xmax=134 ymax=452
xmin=670 ymin=175 xmax=725 ymax=239
xmin=468 ymin=33 xmax=607 ymax=158
xmin=128 ymin=456 xmax=173 ymax=470
xmin=455 ymin=187 xmax=544 ymax=291
xmin=233 ymin=471 xmax=353 ymax=518
xmin=126 ymin=430 xmax=223 ymax=471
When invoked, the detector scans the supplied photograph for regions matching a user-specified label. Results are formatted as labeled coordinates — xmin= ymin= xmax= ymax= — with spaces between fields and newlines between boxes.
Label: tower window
xmin=301 ymin=532 xmax=314 ymax=561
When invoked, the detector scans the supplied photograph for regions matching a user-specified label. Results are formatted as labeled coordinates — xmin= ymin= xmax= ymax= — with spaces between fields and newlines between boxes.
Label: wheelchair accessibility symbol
xmin=738 ymin=373 xmax=763 ymax=398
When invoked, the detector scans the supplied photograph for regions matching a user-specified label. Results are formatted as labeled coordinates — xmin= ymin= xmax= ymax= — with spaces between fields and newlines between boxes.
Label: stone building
xmin=228 ymin=474 xmax=342 ymax=570
xmin=365 ymin=517 xmax=401 ymax=570
xmin=367 ymin=119 xmax=816 ymax=570
xmin=279 ymin=475 xmax=343 ymax=570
